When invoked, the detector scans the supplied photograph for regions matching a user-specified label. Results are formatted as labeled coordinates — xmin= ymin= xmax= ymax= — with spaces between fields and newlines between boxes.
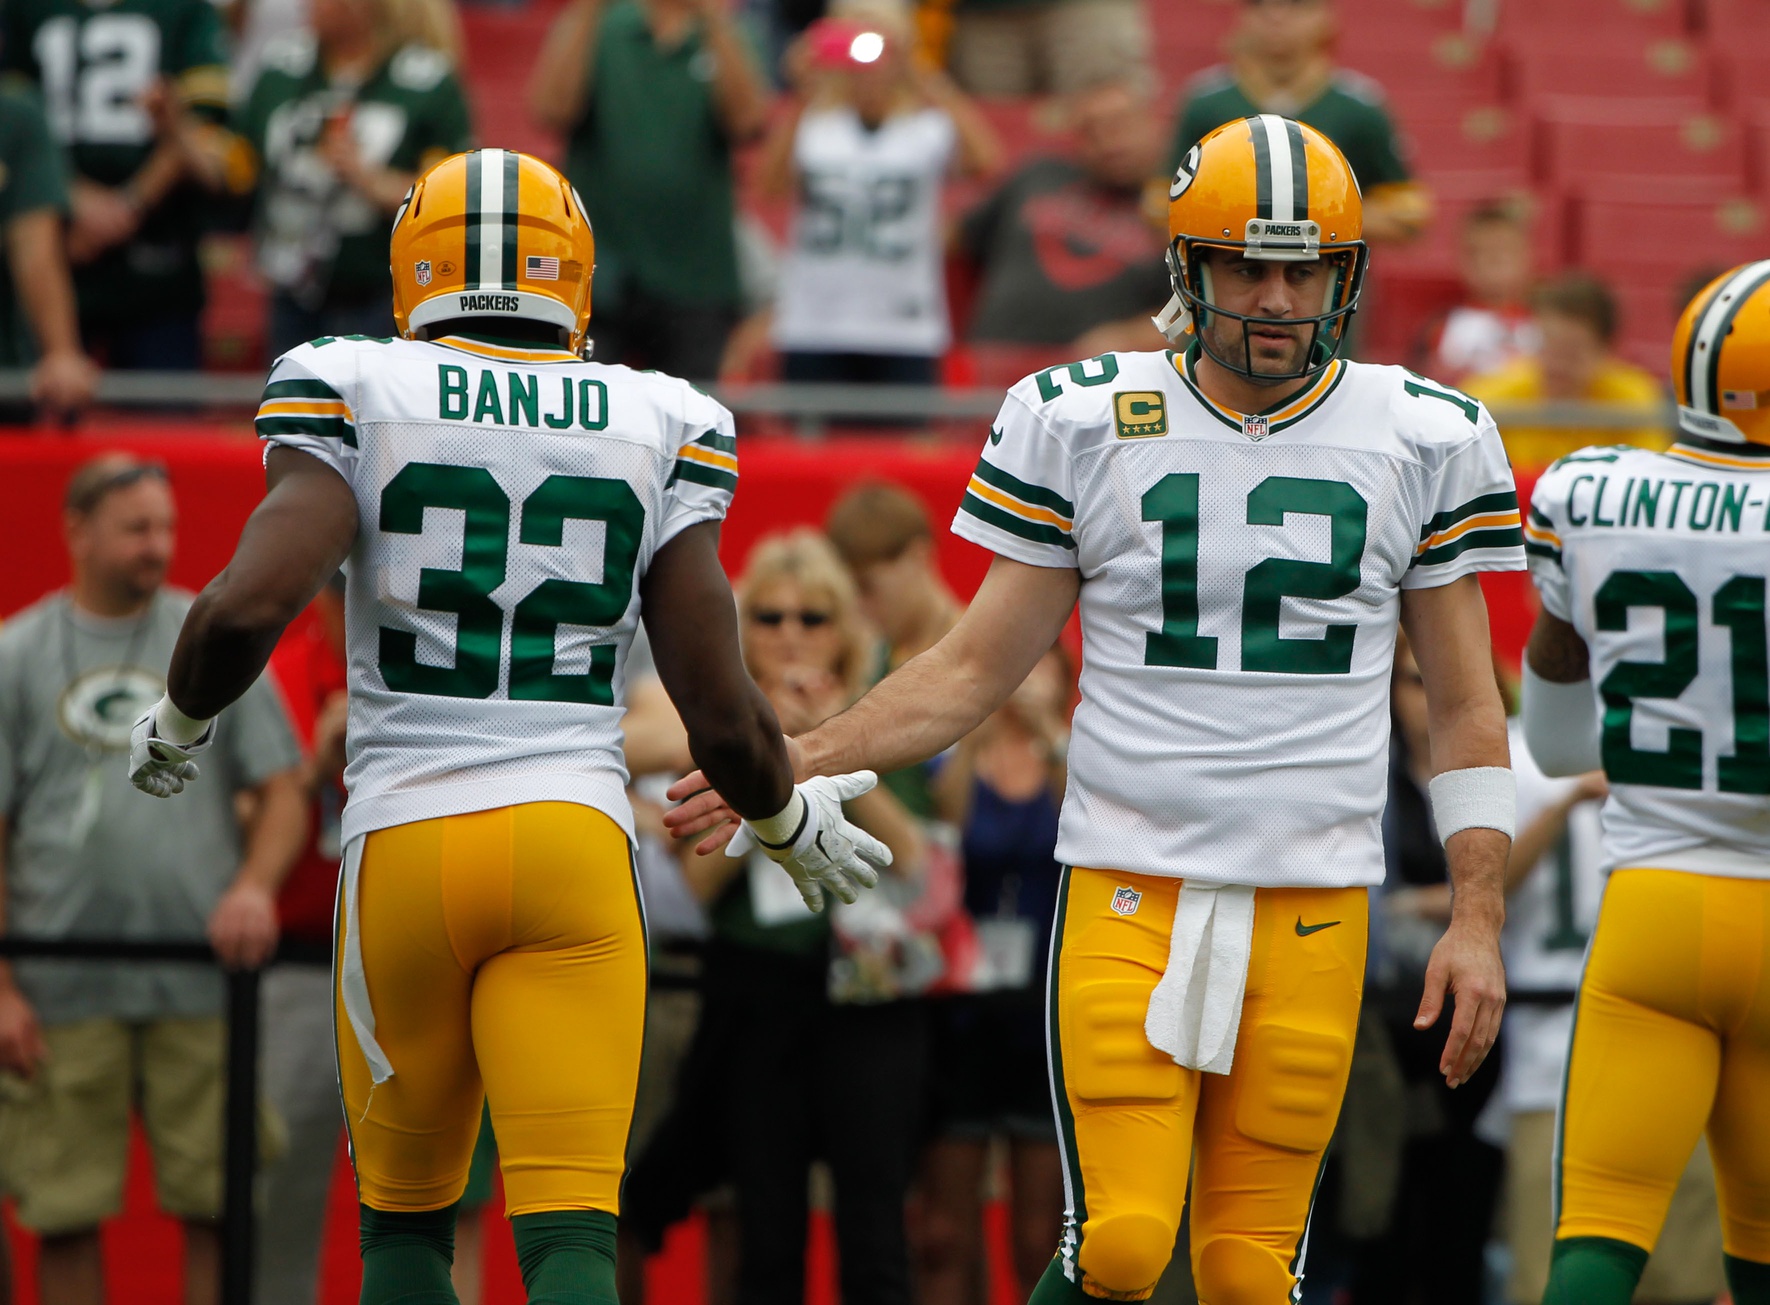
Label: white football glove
xmin=128 ymin=697 xmax=215 ymax=798
xmin=731 ymin=772 xmax=893 ymax=913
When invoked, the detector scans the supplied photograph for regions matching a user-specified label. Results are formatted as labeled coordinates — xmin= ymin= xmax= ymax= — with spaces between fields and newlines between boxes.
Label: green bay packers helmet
xmin=1672 ymin=261 xmax=1770 ymax=445
xmin=1156 ymin=114 xmax=1368 ymax=384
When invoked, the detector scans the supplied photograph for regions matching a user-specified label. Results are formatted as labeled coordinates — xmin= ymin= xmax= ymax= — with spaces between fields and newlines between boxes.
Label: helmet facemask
xmin=1164 ymin=223 xmax=1367 ymax=386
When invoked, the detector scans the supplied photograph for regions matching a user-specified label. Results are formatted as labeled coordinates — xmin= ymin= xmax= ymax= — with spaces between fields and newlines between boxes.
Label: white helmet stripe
xmin=1259 ymin=115 xmax=1295 ymax=223
xmin=478 ymin=148 xmax=506 ymax=291
xmin=1689 ymin=259 xmax=1770 ymax=416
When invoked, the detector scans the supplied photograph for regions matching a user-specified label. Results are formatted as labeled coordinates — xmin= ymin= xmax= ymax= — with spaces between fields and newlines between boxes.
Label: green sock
xmin=1727 ymin=1254 xmax=1770 ymax=1305
xmin=358 ymin=1203 xmax=458 ymax=1305
xmin=1028 ymin=1255 xmax=1094 ymax=1303
xmin=1542 ymin=1236 xmax=1649 ymax=1305
xmin=512 ymin=1209 xmax=619 ymax=1305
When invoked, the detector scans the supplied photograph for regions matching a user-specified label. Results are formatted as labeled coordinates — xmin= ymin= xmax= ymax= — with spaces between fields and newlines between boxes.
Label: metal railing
xmin=0 ymin=370 xmax=1682 ymax=436
xmin=0 ymin=935 xmax=332 ymax=1305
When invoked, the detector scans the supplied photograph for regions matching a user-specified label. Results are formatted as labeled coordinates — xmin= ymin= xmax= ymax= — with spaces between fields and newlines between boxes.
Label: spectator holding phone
xmin=748 ymin=0 xmax=1000 ymax=388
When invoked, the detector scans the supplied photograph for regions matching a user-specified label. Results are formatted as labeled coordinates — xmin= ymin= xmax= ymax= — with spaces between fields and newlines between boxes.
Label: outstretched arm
xmin=800 ymin=556 xmax=1076 ymax=778
xmin=1399 ymin=574 xmax=1511 ymax=1090
xmin=167 ymin=447 xmax=358 ymax=719
xmin=640 ymin=521 xmax=793 ymax=821
xmin=667 ymin=556 xmax=1077 ymax=843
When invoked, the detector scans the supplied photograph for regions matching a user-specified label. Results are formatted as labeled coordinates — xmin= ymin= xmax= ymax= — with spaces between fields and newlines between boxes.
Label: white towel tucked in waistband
xmin=338 ymin=837 xmax=395 ymax=1090
xmin=1143 ymin=881 xmax=1257 ymax=1076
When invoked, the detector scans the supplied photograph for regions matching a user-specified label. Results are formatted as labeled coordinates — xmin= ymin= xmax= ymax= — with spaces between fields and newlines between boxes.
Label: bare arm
xmin=1526 ymin=610 xmax=1590 ymax=683
xmin=208 ymin=766 xmax=307 ymax=968
xmin=167 ymin=447 xmax=359 ymax=720
xmin=0 ymin=818 xmax=47 ymax=1078
xmin=754 ymin=98 xmax=807 ymax=200
xmin=1504 ymin=774 xmax=1605 ymax=898
xmin=527 ymin=0 xmax=604 ymax=135
xmin=8 ymin=209 xmax=97 ymax=416
xmin=919 ymin=68 xmax=1002 ymax=179
xmin=699 ymin=4 xmax=770 ymax=144
xmin=1399 ymin=574 xmax=1510 ymax=1088
xmin=929 ymin=729 xmax=984 ymax=825
xmin=798 ymin=557 xmax=1077 ymax=780
xmin=666 ymin=556 xmax=1075 ymax=845
xmin=622 ymin=675 xmax=693 ymax=778
xmin=640 ymin=521 xmax=794 ymax=820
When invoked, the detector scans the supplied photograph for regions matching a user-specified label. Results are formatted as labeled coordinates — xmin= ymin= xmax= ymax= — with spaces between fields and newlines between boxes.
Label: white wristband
xmin=153 ymin=694 xmax=213 ymax=746
xmin=747 ymin=789 xmax=807 ymax=850
xmin=1428 ymin=766 xmax=1515 ymax=842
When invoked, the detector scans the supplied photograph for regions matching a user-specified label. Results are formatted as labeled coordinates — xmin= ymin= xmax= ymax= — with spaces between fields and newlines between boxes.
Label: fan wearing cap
xmin=666 ymin=114 xmax=1523 ymax=1302
xmin=1520 ymin=263 xmax=1770 ymax=1305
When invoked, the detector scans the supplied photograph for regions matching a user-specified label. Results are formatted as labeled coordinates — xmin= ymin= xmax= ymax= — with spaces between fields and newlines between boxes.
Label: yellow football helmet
xmin=1671 ymin=261 xmax=1770 ymax=446
xmin=1156 ymin=114 xmax=1367 ymax=383
xmin=390 ymin=149 xmax=595 ymax=353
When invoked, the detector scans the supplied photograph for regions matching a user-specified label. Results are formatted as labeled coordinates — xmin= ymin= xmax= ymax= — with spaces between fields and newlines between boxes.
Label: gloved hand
xmin=128 ymin=697 xmax=215 ymax=798
xmin=731 ymin=772 xmax=893 ymax=913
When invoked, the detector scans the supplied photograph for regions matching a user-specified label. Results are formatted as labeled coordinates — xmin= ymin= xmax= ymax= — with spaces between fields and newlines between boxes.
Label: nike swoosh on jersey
xmin=1295 ymin=918 xmax=1341 ymax=936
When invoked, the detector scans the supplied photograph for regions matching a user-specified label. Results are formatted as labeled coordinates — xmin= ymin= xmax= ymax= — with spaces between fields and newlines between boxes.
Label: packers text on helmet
xmin=1672 ymin=261 xmax=1770 ymax=446
xmin=390 ymin=149 xmax=595 ymax=354
xmin=1157 ymin=115 xmax=1367 ymax=384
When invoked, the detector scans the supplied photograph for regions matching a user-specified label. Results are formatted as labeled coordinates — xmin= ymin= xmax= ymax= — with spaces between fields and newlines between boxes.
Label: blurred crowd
xmin=0 ymin=0 xmax=1680 ymax=472
xmin=0 ymin=448 xmax=1738 ymax=1305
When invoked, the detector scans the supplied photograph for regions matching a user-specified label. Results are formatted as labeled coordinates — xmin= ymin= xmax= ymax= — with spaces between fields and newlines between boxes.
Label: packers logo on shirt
xmin=58 ymin=667 xmax=163 ymax=752
xmin=1114 ymin=391 xmax=1168 ymax=439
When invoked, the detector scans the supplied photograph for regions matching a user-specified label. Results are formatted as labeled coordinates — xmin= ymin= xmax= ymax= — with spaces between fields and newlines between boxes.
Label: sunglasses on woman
xmin=749 ymin=609 xmax=833 ymax=628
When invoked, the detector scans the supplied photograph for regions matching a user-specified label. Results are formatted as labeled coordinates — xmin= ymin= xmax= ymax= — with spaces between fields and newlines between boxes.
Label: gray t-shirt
xmin=0 ymin=589 xmax=301 ymax=1023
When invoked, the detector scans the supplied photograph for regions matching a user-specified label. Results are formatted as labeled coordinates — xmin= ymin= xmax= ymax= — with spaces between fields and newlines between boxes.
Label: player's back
xmin=1529 ymin=439 xmax=1770 ymax=877
xmin=255 ymin=331 xmax=737 ymax=846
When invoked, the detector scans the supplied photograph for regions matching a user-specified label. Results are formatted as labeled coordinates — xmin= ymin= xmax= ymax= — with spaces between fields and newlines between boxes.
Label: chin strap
xmin=1152 ymin=291 xmax=1192 ymax=345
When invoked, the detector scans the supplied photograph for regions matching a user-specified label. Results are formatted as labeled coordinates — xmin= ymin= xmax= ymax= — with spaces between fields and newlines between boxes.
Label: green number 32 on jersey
xmin=376 ymin=462 xmax=644 ymax=705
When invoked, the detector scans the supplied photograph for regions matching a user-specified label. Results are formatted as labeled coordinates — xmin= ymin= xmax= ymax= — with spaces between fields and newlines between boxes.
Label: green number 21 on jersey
xmin=376 ymin=462 xmax=644 ymax=705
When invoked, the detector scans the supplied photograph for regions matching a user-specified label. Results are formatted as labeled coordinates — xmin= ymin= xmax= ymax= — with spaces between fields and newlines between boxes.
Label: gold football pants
xmin=335 ymin=801 xmax=647 ymax=1216
xmin=1557 ymin=867 xmax=1770 ymax=1262
xmin=1049 ymin=867 xmax=1367 ymax=1301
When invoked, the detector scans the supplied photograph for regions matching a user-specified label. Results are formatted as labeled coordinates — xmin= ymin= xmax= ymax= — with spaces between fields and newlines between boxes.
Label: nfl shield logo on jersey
xmin=1111 ymin=886 xmax=1142 ymax=917
xmin=415 ymin=260 xmax=432 ymax=287
xmin=1242 ymin=414 xmax=1270 ymax=441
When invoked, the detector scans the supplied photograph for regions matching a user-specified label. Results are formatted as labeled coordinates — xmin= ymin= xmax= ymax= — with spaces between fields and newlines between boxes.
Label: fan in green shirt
xmin=528 ymin=0 xmax=769 ymax=378
xmin=228 ymin=35 xmax=473 ymax=356
xmin=1170 ymin=0 xmax=1429 ymax=247
xmin=0 ymin=86 xmax=96 ymax=416
xmin=2 ymin=0 xmax=230 ymax=367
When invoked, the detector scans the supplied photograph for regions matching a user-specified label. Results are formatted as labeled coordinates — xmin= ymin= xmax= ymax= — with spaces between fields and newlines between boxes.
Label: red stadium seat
xmin=1400 ymin=104 xmax=1531 ymax=174
xmin=1702 ymin=0 xmax=1770 ymax=46
xmin=1339 ymin=33 xmax=1506 ymax=113
xmin=1512 ymin=39 xmax=1717 ymax=107
xmin=460 ymin=5 xmax=567 ymax=160
xmin=1535 ymin=100 xmax=1748 ymax=185
xmin=1498 ymin=0 xmax=1693 ymax=39
xmin=1749 ymin=105 xmax=1770 ymax=191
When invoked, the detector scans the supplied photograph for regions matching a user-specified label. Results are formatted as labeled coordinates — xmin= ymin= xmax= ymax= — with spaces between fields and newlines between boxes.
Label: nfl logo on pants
xmin=1111 ymin=886 xmax=1142 ymax=916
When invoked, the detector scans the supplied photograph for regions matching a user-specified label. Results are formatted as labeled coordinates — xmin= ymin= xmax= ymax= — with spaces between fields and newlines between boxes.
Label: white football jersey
xmin=954 ymin=348 xmax=1525 ymax=887
xmin=1500 ymin=720 xmax=1603 ymax=1113
xmin=1528 ymin=440 xmax=1770 ymax=880
xmin=770 ymin=105 xmax=955 ymax=357
xmin=256 ymin=332 xmax=737 ymax=846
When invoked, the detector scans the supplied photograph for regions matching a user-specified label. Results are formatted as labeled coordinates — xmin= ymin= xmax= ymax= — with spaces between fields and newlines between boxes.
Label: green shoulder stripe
xmin=1420 ymin=489 xmax=1519 ymax=541
xmin=261 ymin=376 xmax=345 ymax=404
xmin=692 ymin=429 xmax=737 ymax=456
xmin=960 ymin=490 xmax=1075 ymax=550
xmin=1528 ymin=505 xmax=1555 ymax=530
xmin=255 ymin=414 xmax=358 ymax=448
xmin=1525 ymin=541 xmax=1563 ymax=566
xmin=1413 ymin=525 xmax=1525 ymax=568
xmin=972 ymin=458 xmax=1075 ymax=520
xmin=668 ymin=461 xmax=738 ymax=494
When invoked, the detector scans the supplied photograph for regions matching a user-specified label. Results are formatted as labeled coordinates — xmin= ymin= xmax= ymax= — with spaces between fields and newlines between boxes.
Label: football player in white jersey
xmin=669 ymin=116 xmax=1522 ymax=1303
xmin=122 ymin=150 xmax=890 ymax=1305
xmin=1521 ymin=262 xmax=1770 ymax=1305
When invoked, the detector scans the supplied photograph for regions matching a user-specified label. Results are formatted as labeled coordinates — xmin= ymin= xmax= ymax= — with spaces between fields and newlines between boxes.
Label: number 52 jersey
xmin=954 ymin=348 xmax=1525 ymax=888
xmin=1528 ymin=439 xmax=1770 ymax=879
xmin=255 ymin=333 xmax=739 ymax=847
